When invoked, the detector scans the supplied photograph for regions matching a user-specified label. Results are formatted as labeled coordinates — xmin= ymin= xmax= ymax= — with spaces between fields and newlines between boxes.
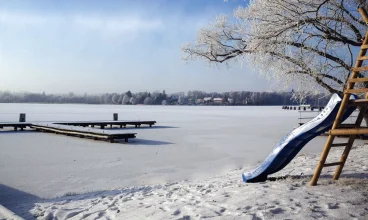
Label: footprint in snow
xmin=326 ymin=203 xmax=339 ymax=209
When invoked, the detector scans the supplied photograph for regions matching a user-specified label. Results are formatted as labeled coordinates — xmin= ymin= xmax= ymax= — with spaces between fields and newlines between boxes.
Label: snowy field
xmin=0 ymin=103 xmax=366 ymax=219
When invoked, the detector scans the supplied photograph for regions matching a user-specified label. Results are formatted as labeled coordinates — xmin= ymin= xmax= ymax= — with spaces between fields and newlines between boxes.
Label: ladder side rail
xmin=332 ymin=106 xmax=368 ymax=180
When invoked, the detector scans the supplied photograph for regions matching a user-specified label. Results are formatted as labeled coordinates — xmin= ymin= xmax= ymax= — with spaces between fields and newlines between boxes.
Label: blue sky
xmin=0 ymin=0 xmax=269 ymax=94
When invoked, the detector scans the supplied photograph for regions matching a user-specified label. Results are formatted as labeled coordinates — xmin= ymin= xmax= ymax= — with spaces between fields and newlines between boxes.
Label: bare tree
xmin=182 ymin=0 xmax=367 ymax=97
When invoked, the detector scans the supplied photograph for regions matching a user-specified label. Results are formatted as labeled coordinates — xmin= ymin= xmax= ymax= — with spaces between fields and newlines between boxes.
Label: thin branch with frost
xmin=182 ymin=0 xmax=366 ymax=97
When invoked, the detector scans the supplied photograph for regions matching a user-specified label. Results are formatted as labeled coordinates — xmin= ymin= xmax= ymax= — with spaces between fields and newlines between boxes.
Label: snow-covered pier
xmin=0 ymin=122 xmax=32 ymax=131
xmin=31 ymin=122 xmax=137 ymax=143
xmin=55 ymin=120 xmax=156 ymax=128
xmin=0 ymin=118 xmax=156 ymax=143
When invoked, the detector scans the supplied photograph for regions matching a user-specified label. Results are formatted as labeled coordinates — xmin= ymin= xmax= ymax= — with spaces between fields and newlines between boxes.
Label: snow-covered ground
xmin=31 ymin=145 xmax=368 ymax=220
xmin=0 ymin=104 xmax=366 ymax=219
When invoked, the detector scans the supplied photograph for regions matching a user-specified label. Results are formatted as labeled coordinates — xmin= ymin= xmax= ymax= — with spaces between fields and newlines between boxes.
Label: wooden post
xmin=113 ymin=113 xmax=118 ymax=121
xmin=19 ymin=113 xmax=26 ymax=122
xmin=359 ymin=7 xmax=368 ymax=24
xmin=333 ymin=107 xmax=368 ymax=180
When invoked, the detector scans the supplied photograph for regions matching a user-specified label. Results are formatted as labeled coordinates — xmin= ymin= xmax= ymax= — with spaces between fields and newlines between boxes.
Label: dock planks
xmin=55 ymin=120 xmax=156 ymax=129
xmin=0 ymin=120 xmax=156 ymax=143
xmin=31 ymin=123 xmax=136 ymax=143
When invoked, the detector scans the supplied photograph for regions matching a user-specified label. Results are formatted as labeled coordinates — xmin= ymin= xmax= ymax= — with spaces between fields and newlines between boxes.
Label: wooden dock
xmin=0 ymin=113 xmax=156 ymax=143
xmin=0 ymin=122 xmax=32 ymax=130
xmin=0 ymin=119 xmax=156 ymax=143
xmin=55 ymin=120 xmax=156 ymax=129
xmin=31 ymin=123 xmax=136 ymax=143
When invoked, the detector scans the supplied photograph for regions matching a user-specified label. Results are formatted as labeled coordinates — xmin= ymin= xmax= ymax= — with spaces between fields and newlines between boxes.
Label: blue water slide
xmin=242 ymin=94 xmax=357 ymax=183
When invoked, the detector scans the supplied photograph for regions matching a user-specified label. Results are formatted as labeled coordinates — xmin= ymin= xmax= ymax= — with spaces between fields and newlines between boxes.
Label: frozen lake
xmin=0 ymin=104 xmax=361 ymax=203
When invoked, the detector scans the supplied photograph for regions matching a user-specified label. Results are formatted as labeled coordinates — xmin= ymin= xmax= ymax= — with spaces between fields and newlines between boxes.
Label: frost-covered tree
xmin=126 ymin=91 xmax=133 ymax=98
xmin=117 ymin=93 xmax=124 ymax=104
xmin=130 ymin=97 xmax=137 ymax=105
xmin=144 ymin=97 xmax=153 ymax=105
xmin=178 ymin=96 xmax=185 ymax=105
xmin=112 ymin=93 xmax=119 ymax=104
xmin=183 ymin=0 xmax=368 ymax=97
xmin=122 ymin=95 xmax=130 ymax=105
xmin=162 ymin=100 xmax=167 ymax=105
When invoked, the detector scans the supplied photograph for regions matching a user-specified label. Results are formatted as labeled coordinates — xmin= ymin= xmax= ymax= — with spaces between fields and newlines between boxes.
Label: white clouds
xmin=0 ymin=10 xmax=164 ymax=35
xmin=0 ymin=10 xmax=63 ymax=26
xmin=73 ymin=15 xmax=164 ymax=34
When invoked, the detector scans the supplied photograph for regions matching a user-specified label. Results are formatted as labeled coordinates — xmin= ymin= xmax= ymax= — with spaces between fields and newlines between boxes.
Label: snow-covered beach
xmin=30 ymin=145 xmax=368 ymax=220
xmin=0 ymin=104 xmax=367 ymax=219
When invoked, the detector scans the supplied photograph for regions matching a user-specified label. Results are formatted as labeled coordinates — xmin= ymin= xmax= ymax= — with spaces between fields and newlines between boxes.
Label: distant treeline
xmin=0 ymin=90 xmax=331 ymax=106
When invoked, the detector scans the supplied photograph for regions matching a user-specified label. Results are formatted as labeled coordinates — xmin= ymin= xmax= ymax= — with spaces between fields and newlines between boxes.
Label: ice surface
xmin=0 ymin=104 xmax=364 ymax=208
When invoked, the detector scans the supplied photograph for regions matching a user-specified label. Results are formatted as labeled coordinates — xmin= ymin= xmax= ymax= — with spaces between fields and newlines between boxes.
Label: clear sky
xmin=0 ymin=0 xmax=270 ymax=94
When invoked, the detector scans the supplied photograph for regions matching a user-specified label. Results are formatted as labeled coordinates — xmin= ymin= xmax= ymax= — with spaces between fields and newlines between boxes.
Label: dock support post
xmin=19 ymin=113 xmax=26 ymax=122
xmin=113 ymin=113 xmax=118 ymax=121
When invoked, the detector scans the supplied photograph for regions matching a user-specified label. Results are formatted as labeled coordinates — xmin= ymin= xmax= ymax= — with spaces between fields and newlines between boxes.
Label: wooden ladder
xmin=309 ymin=8 xmax=368 ymax=186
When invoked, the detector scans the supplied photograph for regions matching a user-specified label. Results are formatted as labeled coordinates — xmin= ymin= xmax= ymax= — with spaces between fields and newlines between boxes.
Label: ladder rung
xmin=348 ymin=99 xmax=368 ymax=106
xmin=331 ymin=143 xmax=348 ymax=147
xmin=358 ymin=56 xmax=368 ymax=60
xmin=352 ymin=66 xmax=368 ymax=72
xmin=330 ymin=128 xmax=368 ymax=135
xmin=362 ymin=44 xmax=368 ymax=50
xmin=348 ymin=77 xmax=368 ymax=82
xmin=323 ymin=162 xmax=343 ymax=167
xmin=344 ymin=88 xmax=368 ymax=94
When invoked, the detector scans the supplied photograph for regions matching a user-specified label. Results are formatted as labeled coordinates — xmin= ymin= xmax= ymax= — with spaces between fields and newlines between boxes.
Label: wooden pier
xmin=0 ymin=114 xmax=156 ymax=143
xmin=0 ymin=122 xmax=32 ymax=130
xmin=55 ymin=120 xmax=156 ymax=129
xmin=31 ymin=123 xmax=136 ymax=143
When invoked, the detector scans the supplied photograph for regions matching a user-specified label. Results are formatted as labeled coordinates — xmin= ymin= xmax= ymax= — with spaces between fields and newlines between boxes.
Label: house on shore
xmin=213 ymin=98 xmax=223 ymax=105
